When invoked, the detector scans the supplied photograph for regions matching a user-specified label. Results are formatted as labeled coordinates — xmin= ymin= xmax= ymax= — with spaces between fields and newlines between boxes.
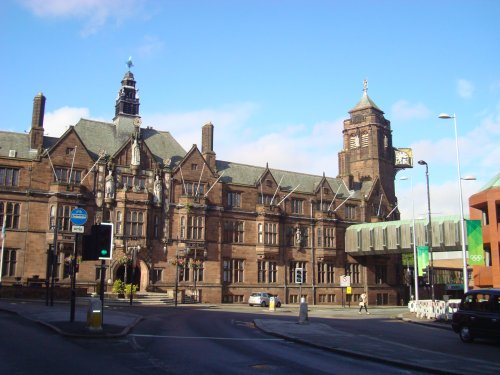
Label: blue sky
xmin=1 ymin=0 xmax=499 ymax=219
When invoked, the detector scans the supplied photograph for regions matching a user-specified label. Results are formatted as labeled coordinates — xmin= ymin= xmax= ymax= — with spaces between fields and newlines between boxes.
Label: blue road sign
xmin=70 ymin=208 xmax=88 ymax=226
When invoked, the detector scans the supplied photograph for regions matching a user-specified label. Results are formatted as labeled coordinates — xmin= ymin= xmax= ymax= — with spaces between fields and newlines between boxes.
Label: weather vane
xmin=126 ymin=56 xmax=134 ymax=71
xmin=363 ymin=79 xmax=368 ymax=94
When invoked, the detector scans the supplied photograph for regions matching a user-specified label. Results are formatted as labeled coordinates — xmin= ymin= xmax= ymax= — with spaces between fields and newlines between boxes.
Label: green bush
xmin=112 ymin=279 xmax=125 ymax=294
xmin=125 ymin=283 xmax=138 ymax=296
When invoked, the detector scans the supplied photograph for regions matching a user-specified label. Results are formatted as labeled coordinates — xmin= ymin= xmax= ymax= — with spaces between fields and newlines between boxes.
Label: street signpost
xmin=340 ymin=275 xmax=351 ymax=307
xmin=69 ymin=208 xmax=87 ymax=322
xmin=70 ymin=208 xmax=88 ymax=226
xmin=71 ymin=225 xmax=84 ymax=233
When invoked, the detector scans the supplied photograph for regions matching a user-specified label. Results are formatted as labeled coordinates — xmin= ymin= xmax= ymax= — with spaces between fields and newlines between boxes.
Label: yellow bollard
xmin=86 ymin=297 xmax=103 ymax=331
xmin=269 ymin=297 xmax=276 ymax=312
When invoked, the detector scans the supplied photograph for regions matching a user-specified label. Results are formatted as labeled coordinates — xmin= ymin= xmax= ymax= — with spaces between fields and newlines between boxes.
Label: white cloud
xmin=143 ymin=104 xmax=343 ymax=177
xmin=405 ymin=101 xmax=500 ymax=218
xmin=457 ymin=79 xmax=474 ymax=98
xmin=43 ymin=106 xmax=90 ymax=136
xmin=391 ymin=100 xmax=431 ymax=121
xmin=397 ymin=179 xmax=482 ymax=221
xmin=143 ymin=102 xmax=259 ymax=150
xmin=18 ymin=0 xmax=145 ymax=36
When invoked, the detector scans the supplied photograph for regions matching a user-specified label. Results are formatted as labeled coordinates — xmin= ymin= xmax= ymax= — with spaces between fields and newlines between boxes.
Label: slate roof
xmin=0 ymin=131 xmax=57 ymax=159
xmin=73 ymin=118 xmax=186 ymax=163
xmin=350 ymin=92 xmax=382 ymax=113
xmin=216 ymin=160 xmax=350 ymax=196
xmin=2 ymin=117 xmax=351 ymax=197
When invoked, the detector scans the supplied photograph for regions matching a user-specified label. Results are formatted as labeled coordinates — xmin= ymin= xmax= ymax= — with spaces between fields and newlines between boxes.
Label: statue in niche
xmin=105 ymin=170 xmax=115 ymax=199
xmin=295 ymin=227 xmax=302 ymax=246
xmin=131 ymin=138 xmax=140 ymax=166
xmin=153 ymin=175 xmax=162 ymax=204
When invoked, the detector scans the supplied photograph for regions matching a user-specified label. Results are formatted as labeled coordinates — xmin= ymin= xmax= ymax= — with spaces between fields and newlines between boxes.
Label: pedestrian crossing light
xmin=295 ymin=268 xmax=303 ymax=284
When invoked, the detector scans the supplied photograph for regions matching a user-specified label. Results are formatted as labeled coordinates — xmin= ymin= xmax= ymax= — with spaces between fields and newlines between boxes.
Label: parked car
xmin=248 ymin=292 xmax=281 ymax=307
xmin=451 ymin=288 xmax=500 ymax=343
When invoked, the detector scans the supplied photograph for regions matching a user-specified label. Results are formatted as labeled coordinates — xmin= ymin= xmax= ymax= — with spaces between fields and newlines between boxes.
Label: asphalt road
xmin=122 ymin=306 xmax=428 ymax=374
xmin=2 ymin=304 xmax=499 ymax=374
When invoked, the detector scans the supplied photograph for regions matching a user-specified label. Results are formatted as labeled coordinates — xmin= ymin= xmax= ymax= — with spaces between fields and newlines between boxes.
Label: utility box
xmin=86 ymin=297 xmax=103 ymax=331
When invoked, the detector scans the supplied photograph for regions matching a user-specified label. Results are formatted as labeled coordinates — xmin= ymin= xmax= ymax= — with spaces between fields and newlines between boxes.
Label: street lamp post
xmin=400 ymin=176 xmax=419 ymax=303
xmin=438 ymin=113 xmax=470 ymax=293
xmin=418 ymin=160 xmax=435 ymax=301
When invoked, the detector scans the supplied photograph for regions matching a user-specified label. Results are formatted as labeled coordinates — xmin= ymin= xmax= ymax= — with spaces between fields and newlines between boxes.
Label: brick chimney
xmin=30 ymin=92 xmax=45 ymax=150
xmin=201 ymin=122 xmax=216 ymax=170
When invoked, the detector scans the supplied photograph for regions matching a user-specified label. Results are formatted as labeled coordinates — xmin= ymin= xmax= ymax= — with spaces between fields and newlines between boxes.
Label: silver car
xmin=248 ymin=292 xmax=281 ymax=307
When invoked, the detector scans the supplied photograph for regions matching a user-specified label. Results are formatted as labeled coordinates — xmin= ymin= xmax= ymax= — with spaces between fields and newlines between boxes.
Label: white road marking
xmin=129 ymin=334 xmax=284 ymax=341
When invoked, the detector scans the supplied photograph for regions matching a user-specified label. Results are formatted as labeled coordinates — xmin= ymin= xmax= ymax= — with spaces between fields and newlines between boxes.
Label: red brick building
xmin=0 ymin=69 xmax=405 ymax=305
xmin=469 ymin=173 xmax=500 ymax=288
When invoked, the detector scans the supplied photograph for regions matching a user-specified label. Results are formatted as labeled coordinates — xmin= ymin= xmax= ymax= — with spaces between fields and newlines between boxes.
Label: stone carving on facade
xmin=153 ymin=175 xmax=162 ymax=205
xmin=295 ymin=227 xmax=302 ymax=246
xmin=105 ymin=170 xmax=116 ymax=199
xmin=131 ymin=137 xmax=140 ymax=166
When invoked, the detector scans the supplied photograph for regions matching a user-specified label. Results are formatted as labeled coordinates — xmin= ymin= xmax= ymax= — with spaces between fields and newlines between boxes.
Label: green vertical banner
xmin=417 ymin=246 xmax=429 ymax=276
xmin=467 ymin=220 xmax=484 ymax=265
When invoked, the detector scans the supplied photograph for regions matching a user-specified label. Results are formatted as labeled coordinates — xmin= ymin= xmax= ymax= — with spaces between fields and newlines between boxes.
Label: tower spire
xmin=114 ymin=58 xmax=140 ymax=120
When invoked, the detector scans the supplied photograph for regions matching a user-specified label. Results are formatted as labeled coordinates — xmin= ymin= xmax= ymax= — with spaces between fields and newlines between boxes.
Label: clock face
xmin=395 ymin=150 xmax=409 ymax=165
xmin=133 ymin=117 xmax=142 ymax=126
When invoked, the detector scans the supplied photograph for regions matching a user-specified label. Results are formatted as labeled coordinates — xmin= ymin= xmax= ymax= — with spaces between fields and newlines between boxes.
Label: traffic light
xmin=81 ymin=224 xmax=113 ymax=260
xmin=295 ymin=268 xmax=303 ymax=284
xmin=94 ymin=223 xmax=113 ymax=260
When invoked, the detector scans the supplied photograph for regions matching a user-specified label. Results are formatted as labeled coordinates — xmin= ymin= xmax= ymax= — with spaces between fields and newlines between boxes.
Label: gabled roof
xmin=73 ymin=118 xmax=186 ymax=162
xmin=216 ymin=160 xmax=350 ymax=196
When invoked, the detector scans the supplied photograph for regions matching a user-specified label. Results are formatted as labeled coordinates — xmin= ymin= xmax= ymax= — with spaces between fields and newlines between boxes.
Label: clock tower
xmin=338 ymin=81 xmax=396 ymax=206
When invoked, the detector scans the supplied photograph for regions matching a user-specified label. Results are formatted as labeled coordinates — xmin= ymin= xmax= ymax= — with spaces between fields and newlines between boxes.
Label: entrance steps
xmin=112 ymin=292 xmax=174 ymax=305
xmin=79 ymin=292 xmax=199 ymax=306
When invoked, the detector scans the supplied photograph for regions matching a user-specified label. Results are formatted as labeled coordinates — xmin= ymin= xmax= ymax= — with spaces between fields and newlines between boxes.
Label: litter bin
xmin=86 ymin=297 xmax=102 ymax=331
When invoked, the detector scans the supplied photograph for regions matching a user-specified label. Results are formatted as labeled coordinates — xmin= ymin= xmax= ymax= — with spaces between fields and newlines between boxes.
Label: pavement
xmin=0 ymin=298 xmax=143 ymax=338
xmin=1 ymin=299 xmax=499 ymax=374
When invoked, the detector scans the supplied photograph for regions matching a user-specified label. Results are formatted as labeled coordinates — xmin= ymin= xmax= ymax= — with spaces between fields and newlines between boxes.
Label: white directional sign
xmin=72 ymin=225 xmax=84 ymax=233
xmin=340 ymin=275 xmax=351 ymax=287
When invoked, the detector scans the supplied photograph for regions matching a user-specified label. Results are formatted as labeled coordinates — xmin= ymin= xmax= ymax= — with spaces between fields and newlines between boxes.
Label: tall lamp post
xmin=438 ymin=113 xmax=473 ymax=293
xmin=418 ymin=160 xmax=435 ymax=301
xmin=400 ymin=176 xmax=419 ymax=303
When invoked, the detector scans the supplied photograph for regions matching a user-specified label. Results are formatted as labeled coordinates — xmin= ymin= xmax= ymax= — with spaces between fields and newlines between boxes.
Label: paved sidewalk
xmin=0 ymin=299 xmax=142 ymax=338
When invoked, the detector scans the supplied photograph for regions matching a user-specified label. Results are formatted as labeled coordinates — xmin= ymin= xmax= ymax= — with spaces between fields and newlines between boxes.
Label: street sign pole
xmin=70 ymin=236 xmax=77 ymax=322
xmin=69 ymin=208 xmax=87 ymax=321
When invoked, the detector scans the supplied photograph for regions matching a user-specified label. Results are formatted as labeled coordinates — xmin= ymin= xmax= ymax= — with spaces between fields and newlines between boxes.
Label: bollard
xmin=298 ymin=297 xmax=308 ymax=324
xmin=269 ymin=296 xmax=276 ymax=312
xmin=86 ymin=297 xmax=103 ymax=332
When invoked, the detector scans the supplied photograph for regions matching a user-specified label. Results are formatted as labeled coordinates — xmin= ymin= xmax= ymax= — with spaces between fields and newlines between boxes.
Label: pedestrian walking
xmin=359 ymin=292 xmax=370 ymax=314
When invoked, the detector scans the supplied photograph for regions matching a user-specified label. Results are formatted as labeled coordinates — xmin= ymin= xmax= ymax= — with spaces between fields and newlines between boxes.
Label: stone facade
xmin=0 ymin=70 xmax=405 ymax=305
